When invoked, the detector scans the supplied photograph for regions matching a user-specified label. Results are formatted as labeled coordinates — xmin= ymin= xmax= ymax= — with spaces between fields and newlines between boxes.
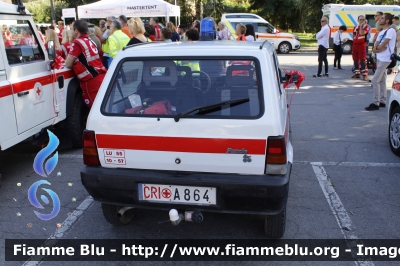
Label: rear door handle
xmin=17 ymin=91 xmax=29 ymax=97
xmin=0 ymin=70 xmax=6 ymax=76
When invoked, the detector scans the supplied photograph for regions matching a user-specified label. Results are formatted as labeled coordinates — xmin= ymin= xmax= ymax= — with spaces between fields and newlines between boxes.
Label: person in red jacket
xmin=235 ymin=23 xmax=247 ymax=41
xmin=352 ymin=15 xmax=370 ymax=80
xmin=57 ymin=21 xmax=64 ymax=43
xmin=150 ymin=17 xmax=161 ymax=41
xmin=65 ymin=20 xmax=107 ymax=108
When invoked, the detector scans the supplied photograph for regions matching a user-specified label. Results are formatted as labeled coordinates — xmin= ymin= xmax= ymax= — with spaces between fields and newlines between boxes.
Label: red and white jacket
xmin=68 ymin=34 xmax=107 ymax=82
xmin=353 ymin=24 xmax=370 ymax=45
xmin=61 ymin=42 xmax=71 ymax=60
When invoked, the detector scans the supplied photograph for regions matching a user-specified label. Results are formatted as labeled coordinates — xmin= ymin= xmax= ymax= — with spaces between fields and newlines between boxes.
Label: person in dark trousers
xmin=333 ymin=25 xmax=347 ymax=69
xmin=313 ymin=17 xmax=330 ymax=77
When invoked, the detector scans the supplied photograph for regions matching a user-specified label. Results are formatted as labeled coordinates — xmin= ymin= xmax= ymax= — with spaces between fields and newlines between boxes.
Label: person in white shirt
xmin=245 ymin=24 xmax=256 ymax=41
xmin=313 ymin=17 xmax=330 ymax=77
xmin=333 ymin=25 xmax=347 ymax=69
xmin=217 ymin=22 xmax=228 ymax=40
xmin=366 ymin=13 xmax=397 ymax=111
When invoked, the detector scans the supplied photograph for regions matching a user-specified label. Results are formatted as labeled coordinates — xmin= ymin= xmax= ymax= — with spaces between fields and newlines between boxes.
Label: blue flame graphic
xmin=33 ymin=130 xmax=59 ymax=177
xmin=28 ymin=180 xmax=60 ymax=221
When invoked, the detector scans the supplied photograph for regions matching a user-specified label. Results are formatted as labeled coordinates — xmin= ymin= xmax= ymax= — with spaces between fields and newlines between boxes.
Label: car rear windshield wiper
xmin=174 ymin=97 xmax=249 ymax=122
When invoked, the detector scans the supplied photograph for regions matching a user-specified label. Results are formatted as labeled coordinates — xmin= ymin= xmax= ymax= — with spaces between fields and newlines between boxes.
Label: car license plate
xmin=138 ymin=184 xmax=216 ymax=205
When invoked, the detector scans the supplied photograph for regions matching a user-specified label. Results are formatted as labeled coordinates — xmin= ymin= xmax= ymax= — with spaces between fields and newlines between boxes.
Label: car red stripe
xmin=0 ymin=84 xmax=12 ymax=98
xmin=96 ymin=135 xmax=267 ymax=154
xmin=0 ymin=70 xmax=76 ymax=98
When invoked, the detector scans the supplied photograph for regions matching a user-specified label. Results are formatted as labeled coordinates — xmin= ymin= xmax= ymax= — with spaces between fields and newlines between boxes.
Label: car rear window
xmin=102 ymin=58 xmax=263 ymax=119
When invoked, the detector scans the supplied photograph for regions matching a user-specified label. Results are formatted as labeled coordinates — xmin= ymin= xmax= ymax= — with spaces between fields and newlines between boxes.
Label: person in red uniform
xmin=150 ymin=17 xmax=161 ymax=41
xmin=65 ymin=20 xmax=107 ymax=108
xmin=352 ymin=15 xmax=370 ymax=80
xmin=57 ymin=21 xmax=64 ymax=43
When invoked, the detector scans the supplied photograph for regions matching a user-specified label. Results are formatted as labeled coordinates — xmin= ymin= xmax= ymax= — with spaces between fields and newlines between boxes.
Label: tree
xmin=24 ymin=0 xmax=69 ymax=23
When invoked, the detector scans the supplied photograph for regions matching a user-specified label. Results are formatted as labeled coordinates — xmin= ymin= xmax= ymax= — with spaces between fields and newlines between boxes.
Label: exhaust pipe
xmin=117 ymin=207 xmax=135 ymax=217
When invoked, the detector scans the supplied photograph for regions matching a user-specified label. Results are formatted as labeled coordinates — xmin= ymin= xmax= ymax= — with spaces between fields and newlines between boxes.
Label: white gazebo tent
xmin=77 ymin=0 xmax=180 ymax=24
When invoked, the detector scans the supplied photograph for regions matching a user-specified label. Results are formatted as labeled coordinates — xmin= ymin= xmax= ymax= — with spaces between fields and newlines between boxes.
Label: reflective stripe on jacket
xmin=108 ymin=30 xmax=130 ymax=58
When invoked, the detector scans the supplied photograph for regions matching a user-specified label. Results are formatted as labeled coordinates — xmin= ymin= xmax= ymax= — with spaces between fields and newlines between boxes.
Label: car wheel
xmin=101 ymin=203 xmax=136 ymax=225
xmin=264 ymin=207 xmax=286 ymax=238
xmin=278 ymin=42 xmax=291 ymax=54
xmin=66 ymin=92 xmax=89 ymax=148
xmin=342 ymin=41 xmax=352 ymax=54
xmin=389 ymin=105 xmax=400 ymax=156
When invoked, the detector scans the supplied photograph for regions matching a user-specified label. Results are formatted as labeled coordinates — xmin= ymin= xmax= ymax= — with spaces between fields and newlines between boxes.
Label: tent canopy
xmin=77 ymin=0 xmax=180 ymax=19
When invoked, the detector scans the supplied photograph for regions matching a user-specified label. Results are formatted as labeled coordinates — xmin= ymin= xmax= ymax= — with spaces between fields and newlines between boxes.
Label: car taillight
xmin=265 ymin=136 xmax=287 ymax=175
xmin=83 ymin=130 xmax=100 ymax=166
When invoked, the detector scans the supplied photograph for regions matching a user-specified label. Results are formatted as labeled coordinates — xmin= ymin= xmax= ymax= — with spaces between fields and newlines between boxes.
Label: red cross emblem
xmin=36 ymin=87 xmax=41 ymax=96
xmin=161 ymin=188 xmax=171 ymax=199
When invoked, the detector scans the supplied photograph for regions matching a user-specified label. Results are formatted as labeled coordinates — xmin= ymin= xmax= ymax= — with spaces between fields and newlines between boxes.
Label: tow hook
xmin=169 ymin=209 xmax=204 ymax=226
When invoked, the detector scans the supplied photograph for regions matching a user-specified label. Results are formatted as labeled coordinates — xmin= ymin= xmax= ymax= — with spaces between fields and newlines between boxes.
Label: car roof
xmin=122 ymin=40 xmax=274 ymax=54
xmin=0 ymin=1 xmax=32 ymax=15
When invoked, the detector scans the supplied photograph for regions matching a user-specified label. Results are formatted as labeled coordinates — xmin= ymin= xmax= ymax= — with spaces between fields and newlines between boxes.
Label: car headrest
xmin=143 ymin=60 xmax=178 ymax=86
xmin=225 ymin=65 xmax=255 ymax=86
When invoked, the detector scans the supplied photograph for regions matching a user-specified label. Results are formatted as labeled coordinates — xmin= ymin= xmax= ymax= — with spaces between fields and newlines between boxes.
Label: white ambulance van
xmin=0 ymin=0 xmax=85 ymax=151
xmin=221 ymin=13 xmax=301 ymax=54
xmin=322 ymin=3 xmax=400 ymax=54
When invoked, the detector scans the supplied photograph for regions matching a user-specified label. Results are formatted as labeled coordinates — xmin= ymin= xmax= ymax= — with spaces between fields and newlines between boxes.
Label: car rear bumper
xmin=81 ymin=163 xmax=292 ymax=215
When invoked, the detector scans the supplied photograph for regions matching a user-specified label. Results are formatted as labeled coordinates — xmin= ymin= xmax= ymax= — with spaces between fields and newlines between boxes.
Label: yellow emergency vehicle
xmin=322 ymin=3 xmax=400 ymax=53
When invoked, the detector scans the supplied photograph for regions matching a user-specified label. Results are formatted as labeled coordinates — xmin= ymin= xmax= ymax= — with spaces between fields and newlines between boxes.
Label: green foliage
xmin=222 ymin=0 xmax=250 ymax=15
xmin=24 ymin=0 xmax=68 ymax=23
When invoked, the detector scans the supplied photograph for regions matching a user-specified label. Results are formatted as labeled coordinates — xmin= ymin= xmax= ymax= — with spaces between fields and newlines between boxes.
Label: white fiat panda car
xmin=81 ymin=41 xmax=295 ymax=238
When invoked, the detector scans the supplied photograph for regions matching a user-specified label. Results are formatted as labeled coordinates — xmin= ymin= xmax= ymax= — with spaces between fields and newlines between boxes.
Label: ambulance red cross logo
xmin=162 ymin=188 xmax=171 ymax=198
xmin=34 ymin=82 xmax=43 ymax=101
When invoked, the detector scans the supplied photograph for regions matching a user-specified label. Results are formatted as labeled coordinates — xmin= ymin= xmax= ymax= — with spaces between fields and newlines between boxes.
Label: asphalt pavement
xmin=0 ymin=53 xmax=399 ymax=266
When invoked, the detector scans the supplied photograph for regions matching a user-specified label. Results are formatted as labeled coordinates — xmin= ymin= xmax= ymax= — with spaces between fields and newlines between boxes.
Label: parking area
xmin=0 ymin=53 xmax=399 ymax=266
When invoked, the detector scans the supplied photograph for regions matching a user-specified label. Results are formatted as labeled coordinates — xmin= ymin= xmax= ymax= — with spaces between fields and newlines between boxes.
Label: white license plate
xmin=138 ymin=184 xmax=216 ymax=205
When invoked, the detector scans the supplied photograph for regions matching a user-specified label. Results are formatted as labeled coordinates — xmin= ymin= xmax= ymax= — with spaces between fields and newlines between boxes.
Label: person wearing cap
xmin=178 ymin=24 xmax=186 ymax=41
xmin=119 ymin=15 xmax=133 ymax=39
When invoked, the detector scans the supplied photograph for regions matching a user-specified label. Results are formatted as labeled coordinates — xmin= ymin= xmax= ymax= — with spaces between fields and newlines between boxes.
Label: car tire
xmin=278 ymin=42 xmax=291 ymax=54
xmin=101 ymin=203 xmax=136 ymax=225
xmin=389 ymin=105 xmax=400 ymax=156
xmin=264 ymin=207 xmax=286 ymax=238
xmin=342 ymin=41 xmax=352 ymax=54
xmin=66 ymin=92 xmax=89 ymax=148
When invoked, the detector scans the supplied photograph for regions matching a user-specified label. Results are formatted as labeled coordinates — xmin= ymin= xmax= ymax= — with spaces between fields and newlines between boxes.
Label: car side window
xmin=258 ymin=23 xmax=271 ymax=33
xmin=272 ymin=53 xmax=282 ymax=95
xmin=0 ymin=20 xmax=45 ymax=65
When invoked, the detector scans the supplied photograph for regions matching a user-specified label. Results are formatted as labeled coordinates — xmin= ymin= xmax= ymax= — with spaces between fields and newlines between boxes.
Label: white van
xmin=221 ymin=13 xmax=301 ymax=53
xmin=322 ymin=3 xmax=400 ymax=53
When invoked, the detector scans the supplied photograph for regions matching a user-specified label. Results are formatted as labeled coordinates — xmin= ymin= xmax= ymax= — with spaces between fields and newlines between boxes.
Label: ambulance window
xmin=366 ymin=15 xmax=375 ymax=27
xmin=0 ymin=20 xmax=45 ymax=65
xmin=103 ymin=58 xmax=263 ymax=119
xmin=258 ymin=23 xmax=274 ymax=34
